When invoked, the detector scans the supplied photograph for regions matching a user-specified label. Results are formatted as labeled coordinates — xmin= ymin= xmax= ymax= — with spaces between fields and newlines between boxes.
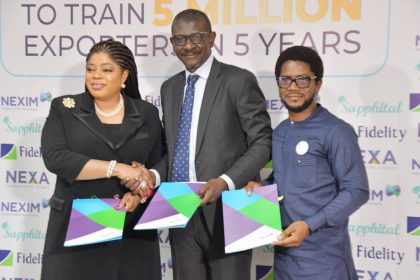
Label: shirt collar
xmin=185 ymin=55 xmax=214 ymax=82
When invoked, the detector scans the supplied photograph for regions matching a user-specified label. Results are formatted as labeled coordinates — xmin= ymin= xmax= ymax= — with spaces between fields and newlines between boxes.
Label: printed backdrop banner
xmin=0 ymin=1 xmax=419 ymax=279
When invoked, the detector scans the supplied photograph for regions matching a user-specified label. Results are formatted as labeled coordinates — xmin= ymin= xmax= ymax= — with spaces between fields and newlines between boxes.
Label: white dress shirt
xmin=184 ymin=55 xmax=235 ymax=190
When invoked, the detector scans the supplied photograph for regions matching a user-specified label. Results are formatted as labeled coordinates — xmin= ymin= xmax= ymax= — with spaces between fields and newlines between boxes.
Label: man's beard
xmin=281 ymin=92 xmax=316 ymax=113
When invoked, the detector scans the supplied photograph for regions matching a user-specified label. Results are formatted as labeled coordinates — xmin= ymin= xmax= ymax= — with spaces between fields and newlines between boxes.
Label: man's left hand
xmin=272 ymin=221 xmax=310 ymax=247
xmin=199 ymin=178 xmax=228 ymax=206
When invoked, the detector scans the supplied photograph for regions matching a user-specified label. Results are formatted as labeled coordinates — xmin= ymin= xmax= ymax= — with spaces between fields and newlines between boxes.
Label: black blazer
xmin=40 ymin=92 xmax=166 ymax=279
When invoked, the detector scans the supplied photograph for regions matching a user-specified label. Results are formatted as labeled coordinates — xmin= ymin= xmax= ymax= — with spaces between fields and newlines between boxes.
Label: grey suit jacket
xmin=161 ymin=59 xmax=272 ymax=244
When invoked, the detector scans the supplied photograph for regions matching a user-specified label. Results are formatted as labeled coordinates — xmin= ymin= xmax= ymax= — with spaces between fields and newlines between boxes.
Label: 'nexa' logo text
xmin=6 ymin=170 xmax=49 ymax=185
xmin=361 ymin=150 xmax=397 ymax=167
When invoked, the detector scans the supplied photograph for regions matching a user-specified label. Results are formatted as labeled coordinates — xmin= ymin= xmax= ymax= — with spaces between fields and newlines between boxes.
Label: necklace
xmin=95 ymin=94 xmax=124 ymax=118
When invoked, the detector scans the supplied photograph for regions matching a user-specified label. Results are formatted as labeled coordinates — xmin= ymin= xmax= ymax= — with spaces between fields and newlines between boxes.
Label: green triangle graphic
xmin=88 ymin=208 xmax=125 ymax=230
xmin=240 ymin=199 xmax=281 ymax=230
xmin=410 ymin=227 xmax=420 ymax=236
xmin=413 ymin=107 xmax=420 ymax=112
xmin=4 ymin=146 xmax=17 ymax=160
xmin=167 ymin=193 xmax=201 ymax=218
xmin=0 ymin=252 xmax=13 ymax=266
xmin=261 ymin=269 xmax=274 ymax=280
xmin=264 ymin=161 xmax=272 ymax=168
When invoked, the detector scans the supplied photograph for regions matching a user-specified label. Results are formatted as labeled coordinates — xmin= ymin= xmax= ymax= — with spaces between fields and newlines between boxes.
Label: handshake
xmin=111 ymin=161 xmax=157 ymax=211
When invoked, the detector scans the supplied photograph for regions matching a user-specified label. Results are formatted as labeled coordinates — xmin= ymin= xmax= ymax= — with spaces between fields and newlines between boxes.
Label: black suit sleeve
xmin=41 ymin=97 xmax=90 ymax=184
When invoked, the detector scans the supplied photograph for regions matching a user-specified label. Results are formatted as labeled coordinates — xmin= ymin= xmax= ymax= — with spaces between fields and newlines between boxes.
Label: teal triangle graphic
xmin=73 ymin=198 xmax=111 ymax=216
xmin=159 ymin=182 xmax=193 ymax=199
xmin=222 ymin=189 xmax=260 ymax=211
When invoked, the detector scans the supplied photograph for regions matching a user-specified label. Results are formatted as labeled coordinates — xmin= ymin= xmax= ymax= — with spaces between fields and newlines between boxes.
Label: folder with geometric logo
xmin=134 ymin=182 xmax=203 ymax=230
xmin=222 ymin=184 xmax=282 ymax=253
xmin=64 ymin=198 xmax=126 ymax=247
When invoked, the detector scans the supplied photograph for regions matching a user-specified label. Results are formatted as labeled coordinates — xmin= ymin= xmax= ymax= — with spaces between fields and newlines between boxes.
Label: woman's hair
xmin=86 ymin=39 xmax=141 ymax=99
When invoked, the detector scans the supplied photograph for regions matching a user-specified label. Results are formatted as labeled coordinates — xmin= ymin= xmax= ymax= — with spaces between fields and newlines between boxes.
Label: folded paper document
xmin=222 ymin=184 xmax=282 ymax=253
xmin=64 ymin=198 xmax=125 ymax=247
xmin=135 ymin=182 xmax=203 ymax=230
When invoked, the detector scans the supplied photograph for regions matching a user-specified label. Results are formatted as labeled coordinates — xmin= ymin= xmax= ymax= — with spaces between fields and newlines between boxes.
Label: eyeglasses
xmin=276 ymin=76 xmax=317 ymax=89
xmin=171 ymin=32 xmax=210 ymax=46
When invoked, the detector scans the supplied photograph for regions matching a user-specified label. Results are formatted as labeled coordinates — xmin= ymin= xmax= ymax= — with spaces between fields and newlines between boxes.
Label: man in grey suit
xmin=161 ymin=9 xmax=272 ymax=280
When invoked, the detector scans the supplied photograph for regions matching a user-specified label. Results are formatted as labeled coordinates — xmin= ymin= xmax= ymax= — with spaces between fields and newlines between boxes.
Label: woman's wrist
xmin=106 ymin=160 xmax=118 ymax=178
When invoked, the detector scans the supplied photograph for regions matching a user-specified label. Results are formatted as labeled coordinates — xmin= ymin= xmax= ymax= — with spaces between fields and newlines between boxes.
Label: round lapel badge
xmin=295 ymin=140 xmax=309 ymax=155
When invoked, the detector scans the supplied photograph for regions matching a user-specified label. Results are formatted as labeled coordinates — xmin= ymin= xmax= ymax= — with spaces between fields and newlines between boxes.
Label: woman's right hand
xmin=115 ymin=162 xmax=155 ymax=196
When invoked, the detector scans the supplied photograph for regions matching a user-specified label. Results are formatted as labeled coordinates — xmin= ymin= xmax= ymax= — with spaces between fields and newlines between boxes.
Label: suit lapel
xmin=196 ymin=60 xmax=222 ymax=155
xmin=73 ymin=93 xmax=116 ymax=151
xmin=115 ymin=97 xmax=144 ymax=150
xmin=72 ymin=93 xmax=145 ymax=152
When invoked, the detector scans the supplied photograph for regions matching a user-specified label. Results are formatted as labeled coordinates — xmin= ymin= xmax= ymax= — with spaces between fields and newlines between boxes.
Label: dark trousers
xmin=170 ymin=210 xmax=252 ymax=280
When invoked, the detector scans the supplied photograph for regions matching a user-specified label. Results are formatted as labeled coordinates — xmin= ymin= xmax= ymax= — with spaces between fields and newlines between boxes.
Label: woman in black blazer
xmin=40 ymin=39 xmax=166 ymax=280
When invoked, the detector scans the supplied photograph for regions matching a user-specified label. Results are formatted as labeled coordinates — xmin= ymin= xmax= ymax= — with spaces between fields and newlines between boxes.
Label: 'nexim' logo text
xmin=0 ymin=199 xmax=49 ymax=217
xmin=368 ymin=184 xmax=401 ymax=205
xmin=0 ymin=91 xmax=51 ymax=111
xmin=338 ymin=95 xmax=402 ymax=117
xmin=3 ymin=116 xmax=43 ymax=136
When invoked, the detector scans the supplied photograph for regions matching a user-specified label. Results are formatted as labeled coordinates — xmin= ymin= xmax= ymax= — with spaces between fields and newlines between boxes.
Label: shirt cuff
xmin=149 ymin=169 xmax=161 ymax=187
xmin=219 ymin=174 xmax=235 ymax=190
xmin=304 ymin=211 xmax=327 ymax=233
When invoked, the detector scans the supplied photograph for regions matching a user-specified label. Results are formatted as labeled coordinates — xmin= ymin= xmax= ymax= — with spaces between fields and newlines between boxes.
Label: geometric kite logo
xmin=256 ymin=265 xmax=274 ymax=280
xmin=40 ymin=91 xmax=52 ymax=102
xmin=222 ymin=184 xmax=282 ymax=253
xmin=1 ymin=143 xmax=17 ymax=160
xmin=135 ymin=182 xmax=203 ymax=230
xmin=410 ymin=93 xmax=420 ymax=112
xmin=64 ymin=198 xmax=126 ymax=247
xmin=385 ymin=184 xmax=401 ymax=197
xmin=0 ymin=250 xmax=13 ymax=266
xmin=407 ymin=216 xmax=420 ymax=236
